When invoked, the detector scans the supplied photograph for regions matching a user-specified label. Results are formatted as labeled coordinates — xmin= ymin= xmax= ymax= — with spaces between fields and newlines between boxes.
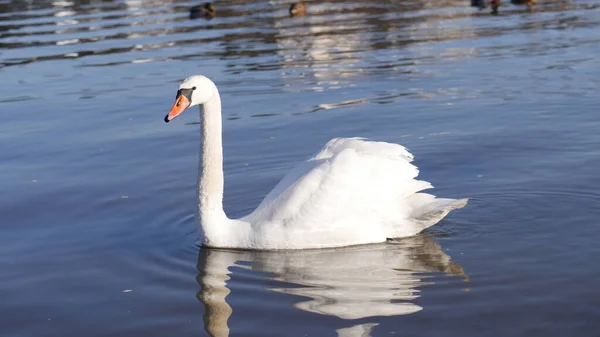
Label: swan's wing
xmin=255 ymin=137 xmax=415 ymax=205
xmin=243 ymin=138 xmax=466 ymax=248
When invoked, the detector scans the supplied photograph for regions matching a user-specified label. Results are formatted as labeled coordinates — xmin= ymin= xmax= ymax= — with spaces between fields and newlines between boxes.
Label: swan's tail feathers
xmin=424 ymin=197 xmax=468 ymax=213
xmin=413 ymin=196 xmax=468 ymax=230
xmin=389 ymin=195 xmax=468 ymax=238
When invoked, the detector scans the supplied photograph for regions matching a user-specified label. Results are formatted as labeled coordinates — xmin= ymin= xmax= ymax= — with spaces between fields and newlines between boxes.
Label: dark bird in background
xmin=471 ymin=0 xmax=502 ymax=15
xmin=511 ymin=0 xmax=537 ymax=11
xmin=491 ymin=0 xmax=501 ymax=14
xmin=289 ymin=2 xmax=307 ymax=17
xmin=471 ymin=0 xmax=486 ymax=9
xmin=190 ymin=3 xmax=216 ymax=20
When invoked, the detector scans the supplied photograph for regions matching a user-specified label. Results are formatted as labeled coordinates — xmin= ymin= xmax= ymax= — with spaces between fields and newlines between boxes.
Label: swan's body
xmin=164 ymin=75 xmax=467 ymax=250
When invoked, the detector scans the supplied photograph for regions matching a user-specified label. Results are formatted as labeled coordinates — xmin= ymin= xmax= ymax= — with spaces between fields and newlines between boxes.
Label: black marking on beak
xmin=176 ymin=87 xmax=194 ymax=102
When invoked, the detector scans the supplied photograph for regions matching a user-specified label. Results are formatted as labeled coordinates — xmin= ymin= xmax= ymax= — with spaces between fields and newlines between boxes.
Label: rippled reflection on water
xmin=2 ymin=0 xmax=600 ymax=336
xmin=198 ymin=235 xmax=467 ymax=335
xmin=1 ymin=0 xmax=591 ymax=71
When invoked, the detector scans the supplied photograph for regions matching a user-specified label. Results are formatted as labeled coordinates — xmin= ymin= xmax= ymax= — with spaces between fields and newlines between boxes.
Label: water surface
xmin=1 ymin=0 xmax=600 ymax=336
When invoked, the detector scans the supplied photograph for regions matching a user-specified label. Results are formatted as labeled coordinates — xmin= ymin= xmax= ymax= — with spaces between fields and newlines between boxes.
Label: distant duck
xmin=511 ymin=0 xmax=536 ymax=10
xmin=470 ymin=0 xmax=486 ymax=9
xmin=190 ymin=3 xmax=216 ymax=20
xmin=289 ymin=2 xmax=307 ymax=17
xmin=491 ymin=0 xmax=501 ymax=14
xmin=470 ymin=0 xmax=500 ymax=14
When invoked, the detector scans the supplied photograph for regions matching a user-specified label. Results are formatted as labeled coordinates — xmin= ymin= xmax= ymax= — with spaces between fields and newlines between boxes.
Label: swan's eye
xmin=192 ymin=86 xmax=197 ymax=90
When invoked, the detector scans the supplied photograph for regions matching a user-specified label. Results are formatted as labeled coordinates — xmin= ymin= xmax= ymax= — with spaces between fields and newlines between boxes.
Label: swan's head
xmin=164 ymin=75 xmax=217 ymax=123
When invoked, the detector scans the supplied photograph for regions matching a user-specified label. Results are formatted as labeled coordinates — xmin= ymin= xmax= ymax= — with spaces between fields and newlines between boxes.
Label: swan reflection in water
xmin=196 ymin=234 xmax=468 ymax=337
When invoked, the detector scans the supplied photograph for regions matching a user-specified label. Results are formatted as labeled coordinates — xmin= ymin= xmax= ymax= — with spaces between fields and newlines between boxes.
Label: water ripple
xmin=1 ymin=0 xmax=596 ymax=71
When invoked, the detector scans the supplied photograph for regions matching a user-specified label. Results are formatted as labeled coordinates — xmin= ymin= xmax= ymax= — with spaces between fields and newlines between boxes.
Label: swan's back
xmin=242 ymin=138 xmax=467 ymax=249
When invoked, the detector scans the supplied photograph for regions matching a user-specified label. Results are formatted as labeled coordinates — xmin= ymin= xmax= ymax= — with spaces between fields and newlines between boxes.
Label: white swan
xmin=164 ymin=75 xmax=467 ymax=249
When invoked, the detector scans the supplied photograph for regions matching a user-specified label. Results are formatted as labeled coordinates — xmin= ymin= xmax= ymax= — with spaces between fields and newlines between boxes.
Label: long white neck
xmin=197 ymin=86 xmax=228 ymax=244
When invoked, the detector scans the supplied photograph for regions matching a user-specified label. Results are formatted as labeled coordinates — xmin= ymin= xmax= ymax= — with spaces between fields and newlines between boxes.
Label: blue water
xmin=1 ymin=0 xmax=600 ymax=336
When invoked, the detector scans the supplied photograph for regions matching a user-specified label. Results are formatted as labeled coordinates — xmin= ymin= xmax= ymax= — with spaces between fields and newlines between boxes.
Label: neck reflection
xmin=197 ymin=235 xmax=467 ymax=337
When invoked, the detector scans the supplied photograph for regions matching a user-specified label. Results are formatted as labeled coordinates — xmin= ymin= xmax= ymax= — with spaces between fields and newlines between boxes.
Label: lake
xmin=1 ymin=0 xmax=600 ymax=336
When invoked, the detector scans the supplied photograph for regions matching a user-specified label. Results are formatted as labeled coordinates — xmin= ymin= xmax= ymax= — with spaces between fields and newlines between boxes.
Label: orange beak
xmin=164 ymin=94 xmax=190 ymax=123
